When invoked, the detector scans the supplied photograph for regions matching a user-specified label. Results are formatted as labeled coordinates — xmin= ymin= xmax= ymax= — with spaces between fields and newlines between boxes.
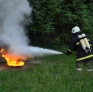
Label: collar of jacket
xmin=72 ymin=32 xmax=82 ymax=37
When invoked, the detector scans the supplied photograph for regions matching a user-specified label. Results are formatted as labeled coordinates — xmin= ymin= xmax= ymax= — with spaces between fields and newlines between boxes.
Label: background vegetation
xmin=26 ymin=0 xmax=93 ymax=49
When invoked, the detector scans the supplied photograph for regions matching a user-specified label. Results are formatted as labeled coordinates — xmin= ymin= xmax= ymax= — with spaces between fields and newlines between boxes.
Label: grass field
xmin=0 ymin=54 xmax=93 ymax=92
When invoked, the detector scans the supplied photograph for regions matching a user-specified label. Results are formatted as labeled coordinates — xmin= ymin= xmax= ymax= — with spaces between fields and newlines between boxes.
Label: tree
xmin=27 ymin=0 xmax=93 ymax=48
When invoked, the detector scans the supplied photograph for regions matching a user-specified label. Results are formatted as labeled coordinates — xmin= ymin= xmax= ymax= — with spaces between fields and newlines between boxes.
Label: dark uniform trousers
xmin=76 ymin=59 xmax=93 ymax=69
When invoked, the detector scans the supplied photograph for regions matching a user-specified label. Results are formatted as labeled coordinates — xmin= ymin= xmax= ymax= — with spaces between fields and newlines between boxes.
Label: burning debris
xmin=0 ymin=49 xmax=24 ymax=67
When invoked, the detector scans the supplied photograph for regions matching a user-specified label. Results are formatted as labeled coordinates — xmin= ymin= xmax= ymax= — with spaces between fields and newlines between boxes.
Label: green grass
xmin=0 ymin=54 xmax=93 ymax=92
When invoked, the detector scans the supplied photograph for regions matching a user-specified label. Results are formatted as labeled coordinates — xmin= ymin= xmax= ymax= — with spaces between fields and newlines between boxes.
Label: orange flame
xmin=0 ymin=49 xmax=24 ymax=67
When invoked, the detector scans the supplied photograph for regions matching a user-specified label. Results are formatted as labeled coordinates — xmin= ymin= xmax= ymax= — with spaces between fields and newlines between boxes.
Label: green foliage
xmin=27 ymin=0 xmax=93 ymax=48
xmin=28 ymin=0 xmax=61 ymax=33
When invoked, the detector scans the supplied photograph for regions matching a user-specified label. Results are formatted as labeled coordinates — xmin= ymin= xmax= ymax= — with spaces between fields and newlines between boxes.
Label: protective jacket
xmin=66 ymin=32 xmax=93 ymax=61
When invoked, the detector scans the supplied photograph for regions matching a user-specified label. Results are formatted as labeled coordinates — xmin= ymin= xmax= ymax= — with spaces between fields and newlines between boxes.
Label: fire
xmin=0 ymin=49 xmax=24 ymax=67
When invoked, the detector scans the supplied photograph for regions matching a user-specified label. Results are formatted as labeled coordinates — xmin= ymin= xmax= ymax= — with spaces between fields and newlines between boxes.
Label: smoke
xmin=0 ymin=0 xmax=62 ymax=60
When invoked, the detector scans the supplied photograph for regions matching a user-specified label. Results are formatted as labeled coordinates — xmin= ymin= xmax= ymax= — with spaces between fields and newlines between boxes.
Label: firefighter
xmin=65 ymin=26 xmax=93 ymax=71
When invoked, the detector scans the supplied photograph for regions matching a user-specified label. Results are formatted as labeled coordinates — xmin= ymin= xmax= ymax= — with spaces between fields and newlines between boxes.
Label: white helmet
xmin=71 ymin=26 xmax=80 ymax=33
